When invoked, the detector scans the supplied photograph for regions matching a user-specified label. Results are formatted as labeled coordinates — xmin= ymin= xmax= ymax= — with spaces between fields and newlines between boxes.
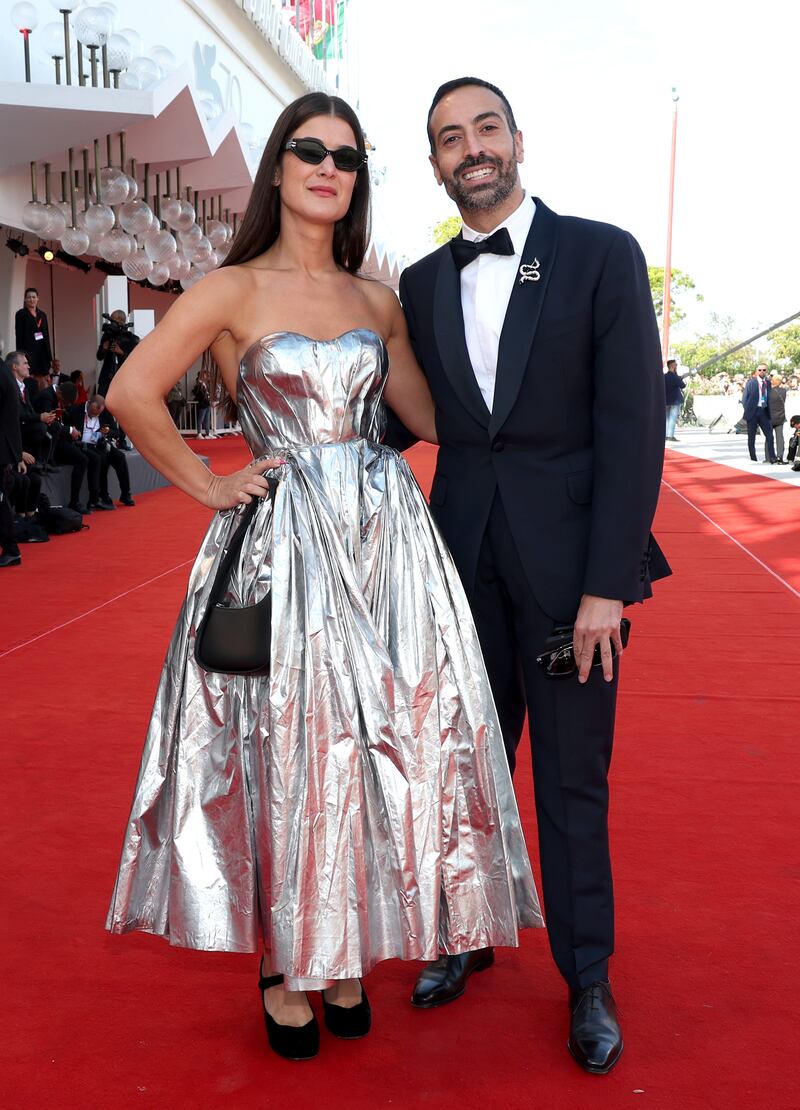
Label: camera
xmin=101 ymin=313 xmax=134 ymax=340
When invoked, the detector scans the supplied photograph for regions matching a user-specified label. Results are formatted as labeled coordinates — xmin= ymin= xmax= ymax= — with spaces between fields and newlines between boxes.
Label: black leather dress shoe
xmin=0 ymin=552 xmax=22 ymax=568
xmin=568 ymin=981 xmax=623 ymax=1074
xmin=410 ymin=948 xmax=494 ymax=1008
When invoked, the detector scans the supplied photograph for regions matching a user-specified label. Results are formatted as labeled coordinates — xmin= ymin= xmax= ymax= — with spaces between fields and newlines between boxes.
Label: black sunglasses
xmin=536 ymin=618 xmax=631 ymax=678
xmin=283 ymin=137 xmax=367 ymax=173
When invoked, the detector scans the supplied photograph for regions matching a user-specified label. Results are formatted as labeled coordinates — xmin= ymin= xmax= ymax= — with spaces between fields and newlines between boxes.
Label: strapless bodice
xmin=235 ymin=329 xmax=388 ymax=453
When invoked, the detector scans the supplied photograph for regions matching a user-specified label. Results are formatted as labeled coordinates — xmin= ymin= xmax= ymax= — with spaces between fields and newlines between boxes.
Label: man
xmin=742 ymin=364 xmax=777 ymax=463
xmin=396 ymin=78 xmax=670 ymax=1075
xmin=787 ymin=414 xmax=800 ymax=471
xmin=0 ymin=357 xmax=26 ymax=567
xmin=31 ymin=378 xmax=98 ymax=514
xmin=14 ymin=288 xmax=53 ymax=382
xmin=6 ymin=351 xmax=58 ymax=466
xmin=767 ymin=374 xmax=787 ymax=463
xmin=65 ymin=394 xmax=135 ymax=508
xmin=97 ymin=310 xmax=139 ymax=398
xmin=664 ymin=358 xmax=688 ymax=442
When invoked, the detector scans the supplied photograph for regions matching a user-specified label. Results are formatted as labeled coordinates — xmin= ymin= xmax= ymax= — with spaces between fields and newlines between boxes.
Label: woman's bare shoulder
xmin=356 ymin=276 xmax=402 ymax=331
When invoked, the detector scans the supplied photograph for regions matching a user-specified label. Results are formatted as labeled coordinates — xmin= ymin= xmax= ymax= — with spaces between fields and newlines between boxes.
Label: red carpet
xmin=3 ymin=440 xmax=798 ymax=1109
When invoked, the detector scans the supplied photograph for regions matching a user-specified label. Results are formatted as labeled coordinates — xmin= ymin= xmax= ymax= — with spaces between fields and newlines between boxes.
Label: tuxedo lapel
xmin=489 ymin=199 xmax=560 ymax=439
xmin=433 ymin=247 xmax=491 ymax=428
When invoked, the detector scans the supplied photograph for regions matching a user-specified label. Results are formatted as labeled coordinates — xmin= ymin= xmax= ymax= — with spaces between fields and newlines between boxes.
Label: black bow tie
xmin=449 ymin=227 xmax=515 ymax=271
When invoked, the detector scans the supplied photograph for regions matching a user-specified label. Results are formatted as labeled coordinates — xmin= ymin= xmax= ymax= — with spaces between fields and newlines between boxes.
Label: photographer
xmin=66 ymin=394 xmax=135 ymax=509
xmin=97 ymin=310 xmax=139 ymax=398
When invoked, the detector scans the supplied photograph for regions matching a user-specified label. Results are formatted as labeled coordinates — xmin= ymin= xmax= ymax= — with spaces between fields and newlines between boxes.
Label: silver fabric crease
xmin=106 ymin=329 xmax=543 ymax=988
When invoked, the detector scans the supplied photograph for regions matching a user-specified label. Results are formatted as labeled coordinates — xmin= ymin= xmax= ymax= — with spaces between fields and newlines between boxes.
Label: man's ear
xmin=429 ymin=154 xmax=443 ymax=186
xmin=514 ymin=130 xmax=525 ymax=165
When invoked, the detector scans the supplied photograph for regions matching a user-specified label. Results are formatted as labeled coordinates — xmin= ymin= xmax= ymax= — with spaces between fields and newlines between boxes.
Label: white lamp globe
xmin=118 ymin=198 xmax=152 ymax=236
xmin=178 ymin=223 xmax=203 ymax=248
xmin=49 ymin=0 xmax=81 ymax=10
xmin=22 ymin=201 xmax=49 ymax=233
xmin=129 ymin=56 xmax=160 ymax=88
xmin=98 ymin=166 xmax=129 ymax=205
xmin=11 ymin=3 xmax=38 ymax=32
xmin=83 ymin=202 xmax=115 ymax=236
xmin=118 ymin=70 xmax=140 ymax=90
xmin=74 ymin=6 xmax=112 ymax=47
xmin=149 ymin=45 xmax=176 ymax=73
xmin=148 ymin=262 xmax=170 ymax=286
xmin=60 ymin=227 xmax=91 ymax=256
xmin=144 ymin=228 xmax=177 ymax=263
xmin=41 ymin=22 xmax=65 ymax=57
xmin=174 ymin=201 xmax=196 ymax=232
xmin=40 ymin=204 xmax=67 ymax=239
xmin=122 ymin=249 xmax=153 ymax=281
xmin=193 ymin=250 xmax=219 ymax=273
xmin=191 ymin=236 xmax=212 ymax=262
xmin=205 ymin=219 xmax=228 ymax=249
xmin=160 ymin=197 xmax=183 ymax=228
xmin=106 ymin=33 xmax=132 ymax=72
xmin=168 ymin=255 xmax=191 ymax=281
xmin=99 ymin=227 xmax=133 ymax=263
xmin=117 ymin=27 xmax=141 ymax=56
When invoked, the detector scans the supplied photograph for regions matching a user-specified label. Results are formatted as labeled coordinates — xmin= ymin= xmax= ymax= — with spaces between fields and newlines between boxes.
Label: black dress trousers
xmin=466 ymin=492 xmax=617 ymax=991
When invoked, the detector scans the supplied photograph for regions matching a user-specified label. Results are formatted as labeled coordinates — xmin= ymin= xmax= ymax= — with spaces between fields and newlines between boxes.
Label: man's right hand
xmin=40 ymin=412 xmax=56 ymax=425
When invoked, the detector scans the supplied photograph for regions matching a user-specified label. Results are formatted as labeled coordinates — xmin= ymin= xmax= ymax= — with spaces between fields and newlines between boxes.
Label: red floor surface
xmin=2 ymin=440 xmax=798 ymax=1109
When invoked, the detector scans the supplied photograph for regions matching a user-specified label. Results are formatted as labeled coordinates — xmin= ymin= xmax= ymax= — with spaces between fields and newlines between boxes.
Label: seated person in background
xmin=5 ymin=351 xmax=58 ymax=466
xmin=70 ymin=370 xmax=89 ymax=405
xmin=787 ymin=415 xmax=800 ymax=471
xmin=12 ymin=450 xmax=42 ymax=520
xmin=36 ymin=379 xmax=93 ymax=515
xmin=65 ymin=394 xmax=135 ymax=508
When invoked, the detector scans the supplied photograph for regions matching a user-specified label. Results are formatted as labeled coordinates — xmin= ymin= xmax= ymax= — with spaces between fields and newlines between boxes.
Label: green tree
xmin=768 ymin=323 xmax=800 ymax=368
xmin=431 ymin=216 xmax=462 ymax=246
xmin=648 ymin=266 xmax=703 ymax=327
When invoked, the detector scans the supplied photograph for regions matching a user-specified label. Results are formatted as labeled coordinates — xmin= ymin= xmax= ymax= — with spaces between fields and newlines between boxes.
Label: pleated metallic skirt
xmin=107 ymin=438 xmax=543 ymax=988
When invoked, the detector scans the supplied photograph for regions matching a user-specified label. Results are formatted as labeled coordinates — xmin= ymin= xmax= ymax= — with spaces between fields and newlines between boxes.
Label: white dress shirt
xmin=460 ymin=194 xmax=536 ymax=410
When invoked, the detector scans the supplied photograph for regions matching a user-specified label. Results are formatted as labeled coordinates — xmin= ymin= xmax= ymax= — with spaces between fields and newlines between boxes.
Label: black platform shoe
xmin=568 ymin=980 xmax=623 ymax=1074
xmin=322 ymin=982 xmax=372 ymax=1039
xmin=258 ymin=969 xmax=319 ymax=1061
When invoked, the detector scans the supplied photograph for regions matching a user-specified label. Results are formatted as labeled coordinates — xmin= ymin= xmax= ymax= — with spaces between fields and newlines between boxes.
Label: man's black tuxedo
xmin=0 ymin=361 xmax=23 ymax=554
xmin=400 ymin=199 xmax=669 ymax=621
xmin=398 ymin=198 xmax=670 ymax=991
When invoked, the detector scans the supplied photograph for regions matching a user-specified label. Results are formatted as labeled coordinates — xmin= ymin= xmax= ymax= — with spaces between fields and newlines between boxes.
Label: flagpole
xmin=662 ymin=87 xmax=679 ymax=366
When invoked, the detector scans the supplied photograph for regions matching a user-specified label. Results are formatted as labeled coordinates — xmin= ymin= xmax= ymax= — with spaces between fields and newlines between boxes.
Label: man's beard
xmin=442 ymin=148 xmax=519 ymax=214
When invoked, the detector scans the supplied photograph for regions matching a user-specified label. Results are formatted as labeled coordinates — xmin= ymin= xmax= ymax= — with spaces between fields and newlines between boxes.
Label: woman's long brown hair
xmin=203 ymin=92 xmax=371 ymax=416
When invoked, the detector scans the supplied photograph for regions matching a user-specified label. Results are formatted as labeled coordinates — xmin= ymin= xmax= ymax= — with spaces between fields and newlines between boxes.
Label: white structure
xmin=0 ymin=0 xmax=399 ymax=390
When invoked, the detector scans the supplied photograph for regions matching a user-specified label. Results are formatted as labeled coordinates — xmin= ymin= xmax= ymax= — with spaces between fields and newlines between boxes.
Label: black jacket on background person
xmin=96 ymin=329 xmax=139 ymax=396
xmin=0 ymin=361 xmax=23 ymax=556
xmin=14 ymin=307 xmax=53 ymax=377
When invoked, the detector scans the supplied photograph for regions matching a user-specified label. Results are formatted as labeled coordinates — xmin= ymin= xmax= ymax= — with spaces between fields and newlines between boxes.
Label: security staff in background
xmin=14 ymin=288 xmax=53 ymax=382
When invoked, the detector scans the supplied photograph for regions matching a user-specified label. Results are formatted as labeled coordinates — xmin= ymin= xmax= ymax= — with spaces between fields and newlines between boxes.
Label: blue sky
xmin=348 ymin=0 xmax=798 ymax=342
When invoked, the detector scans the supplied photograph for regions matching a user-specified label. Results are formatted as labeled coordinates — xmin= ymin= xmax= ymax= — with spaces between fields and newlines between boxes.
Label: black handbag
xmin=194 ymin=479 xmax=278 ymax=676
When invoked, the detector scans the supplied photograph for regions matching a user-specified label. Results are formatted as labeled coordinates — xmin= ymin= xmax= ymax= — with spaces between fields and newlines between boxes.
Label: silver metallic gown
xmin=107 ymin=329 xmax=543 ymax=989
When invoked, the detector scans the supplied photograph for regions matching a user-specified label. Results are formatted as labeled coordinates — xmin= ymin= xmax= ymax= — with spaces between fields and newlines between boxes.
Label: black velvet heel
xmin=322 ymin=982 xmax=372 ymax=1039
xmin=258 ymin=969 xmax=320 ymax=1060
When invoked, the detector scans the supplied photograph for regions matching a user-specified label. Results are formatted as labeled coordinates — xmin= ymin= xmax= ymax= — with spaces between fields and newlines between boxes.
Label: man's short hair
xmin=24 ymin=287 xmax=38 ymax=297
xmin=790 ymin=414 xmax=800 ymax=426
xmin=5 ymin=350 xmax=26 ymax=367
xmin=427 ymin=77 xmax=517 ymax=152
xmin=667 ymin=359 xmax=677 ymax=370
xmin=58 ymin=381 xmax=77 ymax=405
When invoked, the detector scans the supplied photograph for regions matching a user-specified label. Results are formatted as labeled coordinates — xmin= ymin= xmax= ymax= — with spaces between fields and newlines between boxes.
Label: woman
xmin=192 ymin=370 xmax=213 ymax=437
xmin=106 ymin=92 xmax=541 ymax=1061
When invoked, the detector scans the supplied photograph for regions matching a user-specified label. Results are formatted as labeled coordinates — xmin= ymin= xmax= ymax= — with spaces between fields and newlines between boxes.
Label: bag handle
xmin=206 ymin=476 xmax=279 ymax=609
